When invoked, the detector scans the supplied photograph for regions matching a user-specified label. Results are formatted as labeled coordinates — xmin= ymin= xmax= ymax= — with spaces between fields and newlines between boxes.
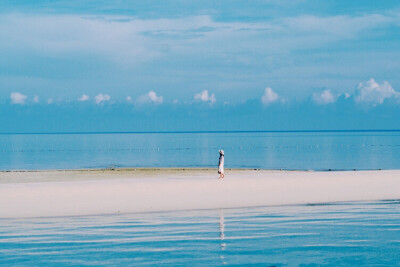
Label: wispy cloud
xmin=194 ymin=90 xmax=216 ymax=104
xmin=136 ymin=91 xmax=163 ymax=104
xmin=284 ymin=14 xmax=393 ymax=39
xmin=2 ymin=12 xmax=397 ymax=65
xmin=95 ymin=94 xmax=111 ymax=104
xmin=33 ymin=95 xmax=39 ymax=103
xmin=355 ymin=78 xmax=399 ymax=106
xmin=261 ymin=87 xmax=279 ymax=105
xmin=313 ymin=89 xmax=335 ymax=105
xmin=10 ymin=92 xmax=27 ymax=105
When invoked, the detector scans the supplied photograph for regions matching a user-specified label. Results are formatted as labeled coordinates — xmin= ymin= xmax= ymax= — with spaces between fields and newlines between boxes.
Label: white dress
xmin=218 ymin=155 xmax=224 ymax=174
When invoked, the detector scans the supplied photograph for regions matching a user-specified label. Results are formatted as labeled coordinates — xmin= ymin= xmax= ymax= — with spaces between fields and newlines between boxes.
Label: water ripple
xmin=1 ymin=202 xmax=400 ymax=265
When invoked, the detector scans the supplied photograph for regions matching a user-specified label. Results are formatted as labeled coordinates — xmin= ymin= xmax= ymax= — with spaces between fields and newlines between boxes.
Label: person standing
xmin=218 ymin=150 xmax=225 ymax=179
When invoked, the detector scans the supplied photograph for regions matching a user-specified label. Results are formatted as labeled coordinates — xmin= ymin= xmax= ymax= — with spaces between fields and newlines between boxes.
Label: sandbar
xmin=1 ymin=168 xmax=399 ymax=218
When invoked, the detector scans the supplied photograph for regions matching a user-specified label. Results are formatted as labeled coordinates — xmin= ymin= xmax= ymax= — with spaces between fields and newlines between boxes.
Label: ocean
xmin=1 ymin=130 xmax=400 ymax=265
xmin=1 ymin=130 xmax=400 ymax=171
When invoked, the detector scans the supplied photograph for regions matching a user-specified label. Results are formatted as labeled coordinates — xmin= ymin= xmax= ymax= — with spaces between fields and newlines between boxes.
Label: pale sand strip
xmin=0 ymin=169 xmax=399 ymax=218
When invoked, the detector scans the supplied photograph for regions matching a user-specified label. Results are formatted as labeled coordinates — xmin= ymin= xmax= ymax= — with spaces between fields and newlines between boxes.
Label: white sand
xmin=0 ymin=169 xmax=399 ymax=218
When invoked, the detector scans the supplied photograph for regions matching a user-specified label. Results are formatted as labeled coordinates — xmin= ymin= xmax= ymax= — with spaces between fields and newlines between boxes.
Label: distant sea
xmin=1 ymin=130 xmax=400 ymax=171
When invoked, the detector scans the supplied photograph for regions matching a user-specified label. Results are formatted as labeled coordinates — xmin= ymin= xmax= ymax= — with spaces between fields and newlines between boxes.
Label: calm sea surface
xmin=2 ymin=131 xmax=400 ymax=265
xmin=1 ymin=201 xmax=400 ymax=266
xmin=1 ymin=131 xmax=400 ymax=171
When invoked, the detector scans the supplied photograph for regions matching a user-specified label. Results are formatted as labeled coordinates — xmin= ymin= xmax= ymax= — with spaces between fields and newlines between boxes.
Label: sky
xmin=1 ymin=0 xmax=400 ymax=132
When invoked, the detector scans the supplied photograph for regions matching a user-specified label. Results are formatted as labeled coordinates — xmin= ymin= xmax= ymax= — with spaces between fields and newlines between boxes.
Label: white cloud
xmin=261 ymin=87 xmax=279 ymax=105
xmin=148 ymin=91 xmax=163 ymax=104
xmin=355 ymin=78 xmax=399 ymax=105
xmin=10 ymin=92 xmax=27 ymax=105
xmin=194 ymin=90 xmax=216 ymax=104
xmin=173 ymin=99 xmax=179 ymax=104
xmin=33 ymin=95 xmax=39 ymax=103
xmin=136 ymin=91 xmax=163 ymax=104
xmin=126 ymin=96 xmax=132 ymax=102
xmin=95 ymin=94 xmax=111 ymax=104
xmin=313 ymin=89 xmax=336 ymax=105
xmin=47 ymin=98 xmax=53 ymax=104
xmin=78 ymin=94 xmax=89 ymax=101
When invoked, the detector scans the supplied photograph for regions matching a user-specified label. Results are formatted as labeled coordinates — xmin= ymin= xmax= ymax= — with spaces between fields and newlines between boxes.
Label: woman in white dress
xmin=218 ymin=150 xmax=225 ymax=179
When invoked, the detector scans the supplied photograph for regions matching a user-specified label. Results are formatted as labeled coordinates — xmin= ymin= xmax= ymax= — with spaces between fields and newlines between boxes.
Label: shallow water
xmin=1 ymin=131 xmax=400 ymax=171
xmin=1 ymin=201 xmax=400 ymax=266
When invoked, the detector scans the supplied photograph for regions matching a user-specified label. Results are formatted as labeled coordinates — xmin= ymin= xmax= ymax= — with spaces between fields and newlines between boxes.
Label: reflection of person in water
xmin=219 ymin=209 xmax=227 ymax=264
xmin=219 ymin=210 xmax=225 ymax=247
xmin=219 ymin=209 xmax=226 ymax=244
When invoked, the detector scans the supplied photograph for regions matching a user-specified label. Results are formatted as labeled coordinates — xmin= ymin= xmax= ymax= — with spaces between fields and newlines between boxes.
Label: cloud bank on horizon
xmin=1 ymin=0 xmax=400 ymax=131
xmin=7 ymin=78 xmax=399 ymax=107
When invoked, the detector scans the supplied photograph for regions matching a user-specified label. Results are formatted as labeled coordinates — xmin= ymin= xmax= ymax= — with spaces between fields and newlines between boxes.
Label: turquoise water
xmin=1 ymin=201 xmax=400 ymax=266
xmin=1 ymin=131 xmax=400 ymax=170
xmin=2 ymin=131 xmax=400 ymax=265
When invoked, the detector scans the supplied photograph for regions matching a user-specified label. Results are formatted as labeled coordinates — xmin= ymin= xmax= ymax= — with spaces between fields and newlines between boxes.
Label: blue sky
xmin=1 ymin=0 xmax=400 ymax=132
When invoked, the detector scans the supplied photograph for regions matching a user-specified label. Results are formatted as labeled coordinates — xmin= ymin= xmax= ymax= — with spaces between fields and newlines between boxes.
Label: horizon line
xmin=1 ymin=129 xmax=400 ymax=135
